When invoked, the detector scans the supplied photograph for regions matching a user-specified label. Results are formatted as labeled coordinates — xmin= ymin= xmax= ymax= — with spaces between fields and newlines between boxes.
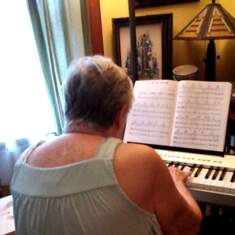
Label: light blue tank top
xmin=11 ymin=137 xmax=163 ymax=235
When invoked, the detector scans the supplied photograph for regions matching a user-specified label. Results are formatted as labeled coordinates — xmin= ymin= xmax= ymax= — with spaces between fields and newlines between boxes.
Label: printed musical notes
xmin=171 ymin=81 xmax=232 ymax=151
xmin=123 ymin=80 xmax=232 ymax=152
xmin=124 ymin=80 xmax=177 ymax=145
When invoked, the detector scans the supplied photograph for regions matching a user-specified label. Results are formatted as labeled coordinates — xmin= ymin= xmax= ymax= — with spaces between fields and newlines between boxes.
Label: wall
xmin=99 ymin=0 xmax=235 ymax=82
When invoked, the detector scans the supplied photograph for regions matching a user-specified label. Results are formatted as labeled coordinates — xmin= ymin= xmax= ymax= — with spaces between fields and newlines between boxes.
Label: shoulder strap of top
xmin=11 ymin=141 xmax=45 ymax=186
xmin=17 ymin=140 xmax=45 ymax=164
xmin=95 ymin=137 xmax=122 ymax=159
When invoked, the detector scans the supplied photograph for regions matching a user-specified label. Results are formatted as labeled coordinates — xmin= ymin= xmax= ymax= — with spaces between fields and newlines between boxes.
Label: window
xmin=0 ymin=2 xmax=56 ymax=146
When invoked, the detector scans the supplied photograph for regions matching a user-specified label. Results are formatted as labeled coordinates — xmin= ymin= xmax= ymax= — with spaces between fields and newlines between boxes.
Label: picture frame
xmin=135 ymin=0 xmax=199 ymax=8
xmin=113 ymin=14 xmax=172 ymax=80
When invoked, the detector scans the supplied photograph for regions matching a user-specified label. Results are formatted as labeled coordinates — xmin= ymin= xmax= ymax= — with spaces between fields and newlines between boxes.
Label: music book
xmin=124 ymin=80 xmax=232 ymax=153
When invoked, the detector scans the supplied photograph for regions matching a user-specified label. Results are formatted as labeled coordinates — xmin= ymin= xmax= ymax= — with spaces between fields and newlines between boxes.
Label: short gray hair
xmin=64 ymin=55 xmax=133 ymax=130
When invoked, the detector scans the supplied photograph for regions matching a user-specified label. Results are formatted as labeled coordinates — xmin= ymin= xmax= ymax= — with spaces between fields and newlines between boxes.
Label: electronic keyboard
xmin=156 ymin=149 xmax=235 ymax=207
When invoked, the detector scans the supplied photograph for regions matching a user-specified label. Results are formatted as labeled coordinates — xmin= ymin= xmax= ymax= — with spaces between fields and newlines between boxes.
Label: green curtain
xmin=26 ymin=0 xmax=90 ymax=134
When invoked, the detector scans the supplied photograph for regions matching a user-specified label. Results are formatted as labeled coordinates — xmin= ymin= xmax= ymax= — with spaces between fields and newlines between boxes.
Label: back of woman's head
xmin=64 ymin=55 xmax=133 ymax=130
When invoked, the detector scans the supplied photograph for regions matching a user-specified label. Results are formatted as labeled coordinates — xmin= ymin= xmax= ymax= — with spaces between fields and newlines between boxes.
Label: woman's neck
xmin=64 ymin=120 xmax=120 ymax=138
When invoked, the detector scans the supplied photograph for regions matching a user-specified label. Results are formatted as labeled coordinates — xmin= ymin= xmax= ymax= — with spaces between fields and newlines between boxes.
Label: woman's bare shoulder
xmin=113 ymin=143 xmax=167 ymax=212
xmin=115 ymin=142 xmax=163 ymax=167
xmin=27 ymin=134 xmax=104 ymax=167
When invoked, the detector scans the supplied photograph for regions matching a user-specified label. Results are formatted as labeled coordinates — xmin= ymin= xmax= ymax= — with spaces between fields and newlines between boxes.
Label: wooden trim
xmin=86 ymin=0 xmax=104 ymax=55
xmin=0 ymin=185 xmax=10 ymax=198
xmin=128 ymin=0 xmax=138 ymax=82
xmin=135 ymin=0 xmax=199 ymax=8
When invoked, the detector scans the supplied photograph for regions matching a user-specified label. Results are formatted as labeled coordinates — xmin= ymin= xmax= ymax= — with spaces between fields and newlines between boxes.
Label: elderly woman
xmin=11 ymin=56 xmax=202 ymax=235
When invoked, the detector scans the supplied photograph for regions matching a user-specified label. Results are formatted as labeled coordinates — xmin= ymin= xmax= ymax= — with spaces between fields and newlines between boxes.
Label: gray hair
xmin=64 ymin=55 xmax=133 ymax=130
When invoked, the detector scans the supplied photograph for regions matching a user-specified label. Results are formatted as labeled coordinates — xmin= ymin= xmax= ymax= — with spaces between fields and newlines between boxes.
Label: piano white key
xmin=198 ymin=168 xmax=208 ymax=179
xmin=199 ymin=169 xmax=215 ymax=191
xmin=206 ymin=170 xmax=231 ymax=193
xmin=215 ymin=170 xmax=223 ymax=181
xmin=192 ymin=170 xmax=235 ymax=195
xmin=189 ymin=168 xmax=221 ymax=191
xmin=191 ymin=167 xmax=198 ymax=177
xmin=177 ymin=164 xmax=184 ymax=170
xmin=205 ymin=170 xmax=223 ymax=192
xmin=220 ymin=171 xmax=234 ymax=193
xmin=223 ymin=171 xmax=233 ymax=182
xmin=197 ymin=168 xmax=210 ymax=189
xmin=230 ymin=182 xmax=235 ymax=193
xmin=183 ymin=166 xmax=191 ymax=172
xmin=189 ymin=168 xmax=208 ymax=189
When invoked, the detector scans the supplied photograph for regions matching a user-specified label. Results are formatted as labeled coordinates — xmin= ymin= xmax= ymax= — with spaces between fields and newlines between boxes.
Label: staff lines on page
xmin=176 ymin=105 xmax=221 ymax=112
xmin=174 ymin=122 xmax=221 ymax=129
xmin=179 ymin=83 xmax=225 ymax=90
xmin=130 ymin=120 xmax=171 ymax=128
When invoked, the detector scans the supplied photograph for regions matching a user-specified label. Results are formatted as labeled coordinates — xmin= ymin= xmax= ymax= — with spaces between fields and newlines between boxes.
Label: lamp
xmin=175 ymin=0 xmax=235 ymax=81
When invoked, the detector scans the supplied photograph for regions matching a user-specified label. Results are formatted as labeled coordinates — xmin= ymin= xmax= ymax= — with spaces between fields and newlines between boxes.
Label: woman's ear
xmin=115 ymin=105 xmax=129 ymax=129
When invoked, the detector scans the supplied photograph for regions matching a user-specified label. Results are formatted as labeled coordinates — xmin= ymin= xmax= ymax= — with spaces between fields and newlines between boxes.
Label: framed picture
xmin=113 ymin=14 xmax=172 ymax=80
xmin=135 ymin=0 xmax=199 ymax=8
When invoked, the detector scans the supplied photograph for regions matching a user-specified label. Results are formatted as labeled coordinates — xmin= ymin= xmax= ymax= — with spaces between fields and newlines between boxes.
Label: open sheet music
xmin=124 ymin=80 xmax=232 ymax=152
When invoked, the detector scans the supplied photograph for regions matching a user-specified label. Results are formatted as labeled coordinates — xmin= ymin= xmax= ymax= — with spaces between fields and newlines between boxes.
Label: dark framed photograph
xmin=135 ymin=0 xmax=199 ymax=8
xmin=113 ymin=14 xmax=172 ymax=80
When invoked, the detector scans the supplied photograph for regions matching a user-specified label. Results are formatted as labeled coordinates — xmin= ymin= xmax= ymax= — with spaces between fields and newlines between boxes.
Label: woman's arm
xmin=114 ymin=143 xmax=202 ymax=235
xmin=168 ymin=166 xmax=202 ymax=226
xmin=152 ymin=154 xmax=202 ymax=235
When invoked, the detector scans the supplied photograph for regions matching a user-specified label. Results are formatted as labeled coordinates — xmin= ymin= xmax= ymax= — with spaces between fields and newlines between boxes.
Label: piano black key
xmin=194 ymin=166 xmax=202 ymax=177
xmin=212 ymin=168 xmax=219 ymax=180
xmin=205 ymin=167 xmax=213 ymax=179
xmin=190 ymin=165 xmax=196 ymax=172
xmin=219 ymin=169 xmax=226 ymax=181
xmin=179 ymin=165 xmax=185 ymax=170
xmin=230 ymin=171 xmax=235 ymax=182
xmin=173 ymin=163 xmax=179 ymax=168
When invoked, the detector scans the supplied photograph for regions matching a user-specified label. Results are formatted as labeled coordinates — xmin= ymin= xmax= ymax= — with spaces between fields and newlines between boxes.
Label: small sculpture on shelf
xmin=125 ymin=33 xmax=159 ymax=79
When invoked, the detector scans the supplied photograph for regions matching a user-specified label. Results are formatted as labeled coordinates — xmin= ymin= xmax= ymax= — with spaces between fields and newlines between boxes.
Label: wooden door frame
xmin=86 ymin=0 xmax=104 ymax=55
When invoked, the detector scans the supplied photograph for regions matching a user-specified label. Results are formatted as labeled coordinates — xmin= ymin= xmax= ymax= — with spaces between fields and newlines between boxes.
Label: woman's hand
xmin=168 ymin=166 xmax=191 ymax=184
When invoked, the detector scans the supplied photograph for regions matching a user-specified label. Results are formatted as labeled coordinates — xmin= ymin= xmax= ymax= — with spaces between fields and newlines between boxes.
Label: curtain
xmin=0 ymin=0 xmax=90 ymax=187
xmin=26 ymin=0 xmax=90 ymax=134
xmin=0 ymin=1 xmax=56 ymax=186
